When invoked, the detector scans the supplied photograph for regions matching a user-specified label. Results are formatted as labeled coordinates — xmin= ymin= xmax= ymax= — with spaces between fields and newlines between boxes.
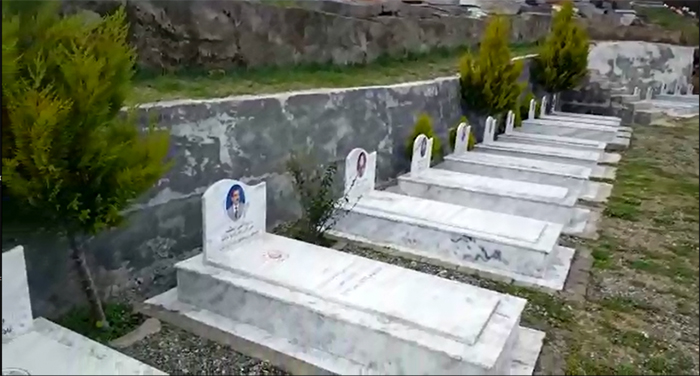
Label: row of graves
xmin=2 ymin=92 xmax=641 ymax=375
xmin=623 ymin=81 xmax=699 ymax=117
xmin=139 ymin=95 xmax=633 ymax=375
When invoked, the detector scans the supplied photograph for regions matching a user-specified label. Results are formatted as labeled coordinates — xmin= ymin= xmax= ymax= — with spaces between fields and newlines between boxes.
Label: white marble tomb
xmin=523 ymin=99 xmax=632 ymax=142
xmin=2 ymin=246 xmax=165 ymax=376
xmin=438 ymin=123 xmax=614 ymax=204
xmin=329 ymin=148 xmax=575 ymax=292
xmin=549 ymin=94 xmax=623 ymax=125
xmin=498 ymin=110 xmax=609 ymax=152
xmin=475 ymin=117 xmax=621 ymax=168
xmin=389 ymin=133 xmax=593 ymax=236
xmin=543 ymin=95 xmax=622 ymax=127
xmin=144 ymin=178 xmax=547 ymax=374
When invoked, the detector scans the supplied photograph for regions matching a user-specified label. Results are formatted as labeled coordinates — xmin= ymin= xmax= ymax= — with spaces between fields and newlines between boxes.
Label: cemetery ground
xmin=57 ymin=115 xmax=698 ymax=375
xmin=127 ymin=43 xmax=538 ymax=105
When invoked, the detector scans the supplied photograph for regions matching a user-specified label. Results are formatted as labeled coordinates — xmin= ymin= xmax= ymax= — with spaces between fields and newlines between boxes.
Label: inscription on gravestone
xmin=202 ymin=179 xmax=267 ymax=267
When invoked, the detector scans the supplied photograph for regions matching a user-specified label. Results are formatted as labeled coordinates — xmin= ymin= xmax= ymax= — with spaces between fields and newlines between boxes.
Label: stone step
xmin=475 ymin=141 xmax=621 ymax=168
xmin=550 ymin=110 xmax=622 ymax=124
xmin=519 ymin=119 xmax=631 ymax=142
xmin=542 ymin=114 xmax=621 ymax=127
xmin=498 ymin=132 xmax=607 ymax=152
xmin=162 ymin=235 xmax=547 ymax=374
xmin=331 ymin=189 xmax=574 ymax=291
xmin=392 ymin=168 xmax=592 ymax=236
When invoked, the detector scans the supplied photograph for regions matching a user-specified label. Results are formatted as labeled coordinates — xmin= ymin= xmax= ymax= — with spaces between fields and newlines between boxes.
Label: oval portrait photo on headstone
xmin=419 ymin=137 xmax=428 ymax=157
xmin=356 ymin=151 xmax=367 ymax=178
xmin=461 ymin=126 xmax=467 ymax=141
xmin=225 ymin=184 xmax=247 ymax=222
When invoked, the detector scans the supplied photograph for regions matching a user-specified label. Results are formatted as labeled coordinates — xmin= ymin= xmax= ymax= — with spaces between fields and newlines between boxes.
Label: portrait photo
xmin=356 ymin=151 xmax=367 ymax=178
xmin=225 ymin=184 xmax=247 ymax=221
xmin=419 ymin=137 xmax=428 ymax=157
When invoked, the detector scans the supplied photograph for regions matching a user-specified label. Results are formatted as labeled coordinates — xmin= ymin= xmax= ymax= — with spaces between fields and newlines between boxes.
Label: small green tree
xmin=459 ymin=16 xmax=525 ymax=116
xmin=2 ymin=2 xmax=171 ymax=328
xmin=448 ymin=116 xmax=476 ymax=152
xmin=284 ymin=153 xmax=348 ymax=247
xmin=531 ymin=0 xmax=590 ymax=94
xmin=405 ymin=113 xmax=441 ymax=161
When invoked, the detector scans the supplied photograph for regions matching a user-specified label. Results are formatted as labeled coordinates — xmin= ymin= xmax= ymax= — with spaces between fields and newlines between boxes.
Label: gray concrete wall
xmin=4 ymin=76 xmax=468 ymax=318
xmin=587 ymin=41 xmax=695 ymax=91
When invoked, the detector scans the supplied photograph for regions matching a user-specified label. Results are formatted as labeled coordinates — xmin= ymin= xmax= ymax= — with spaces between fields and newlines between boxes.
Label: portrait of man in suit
xmin=356 ymin=151 xmax=367 ymax=178
xmin=225 ymin=184 xmax=246 ymax=221
xmin=419 ymin=137 xmax=428 ymax=158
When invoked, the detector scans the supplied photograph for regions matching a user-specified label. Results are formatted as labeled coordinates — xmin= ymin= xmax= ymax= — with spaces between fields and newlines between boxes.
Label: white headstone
xmin=674 ymin=82 xmax=681 ymax=95
xmin=528 ymin=99 xmax=536 ymax=120
xmin=633 ymin=87 xmax=640 ymax=98
xmin=202 ymin=179 xmax=267 ymax=266
xmin=344 ymin=148 xmax=377 ymax=202
xmin=505 ymin=110 xmax=515 ymax=134
xmin=688 ymin=84 xmax=694 ymax=95
xmin=661 ymin=82 xmax=668 ymax=94
xmin=645 ymin=87 xmax=653 ymax=100
xmin=540 ymin=96 xmax=547 ymax=118
xmin=552 ymin=93 xmax=559 ymax=111
xmin=2 ymin=246 xmax=34 ymax=340
xmin=483 ymin=116 xmax=496 ymax=143
xmin=454 ymin=122 xmax=471 ymax=155
xmin=410 ymin=134 xmax=433 ymax=176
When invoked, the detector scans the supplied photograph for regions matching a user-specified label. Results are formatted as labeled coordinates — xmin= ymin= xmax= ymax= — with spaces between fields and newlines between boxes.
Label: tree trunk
xmin=67 ymin=233 xmax=109 ymax=328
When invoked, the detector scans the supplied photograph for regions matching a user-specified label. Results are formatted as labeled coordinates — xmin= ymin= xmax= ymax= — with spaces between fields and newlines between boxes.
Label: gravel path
xmin=120 ymin=324 xmax=289 ymax=375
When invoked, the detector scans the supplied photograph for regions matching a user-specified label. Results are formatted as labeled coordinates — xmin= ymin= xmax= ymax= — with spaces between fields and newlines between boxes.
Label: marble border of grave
xmin=329 ymin=147 xmax=575 ymax=292
xmin=439 ymin=123 xmax=615 ymax=205
xmin=390 ymin=134 xmax=593 ymax=236
xmin=476 ymin=117 xmax=621 ymax=169
xmin=2 ymin=246 xmax=166 ymax=376
xmin=498 ymin=110 xmax=609 ymax=152
xmin=142 ymin=178 xmax=548 ymax=374
xmin=545 ymin=94 xmax=622 ymax=126
xmin=550 ymin=93 xmax=623 ymax=124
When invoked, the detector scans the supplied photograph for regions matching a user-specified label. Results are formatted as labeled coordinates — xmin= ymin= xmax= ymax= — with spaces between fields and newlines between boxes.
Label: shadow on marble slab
xmin=140 ymin=290 xmax=546 ymax=376
xmin=326 ymin=232 xmax=575 ymax=295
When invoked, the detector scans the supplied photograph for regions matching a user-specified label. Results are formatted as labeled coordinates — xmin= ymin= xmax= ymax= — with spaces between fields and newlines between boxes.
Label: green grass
xmin=128 ymin=43 xmax=539 ymax=105
xmin=56 ymin=302 xmax=144 ymax=343
xmin=563 ymin=116 xmax=700 ymax=375
xmin=635 ymin=6 xmax=700 ymax=45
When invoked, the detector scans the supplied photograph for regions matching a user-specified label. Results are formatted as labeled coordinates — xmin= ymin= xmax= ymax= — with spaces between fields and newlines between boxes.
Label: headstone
xmin=633 ymin=87 xmax=640 ymax=98
xmin=505 ymin=110 xmax=515 ymax=134
xmin=645 ymin=86 xmax=653 ymax=100
xmin=483 ymin=116 xmax=496 ymax=143
xmin=661 ymin=82 xmax=668 ymax=94
xmin=688 ymin=84 xmax=695 ymax=95
xmin=202 ymin=179 xmax=267 ymax=268
xmin=409 ymin=135 xmax=433 ymax=176
xmin=528 ymin=99 xmax=536 ymax=120
xmin=453 ymin=122 xmax=471 ymax=155
xmin=540 ymin=96 xmax=548 ymax=118
xmin=344 ymin=148 xmax=377 ymax=202
xmin=552 ymin=93 xmax=559 ymax=112
xmin=2 ymin=246 xmax=34 ymax=341
xmin=674 ymin=81 xmax=681 ymax=95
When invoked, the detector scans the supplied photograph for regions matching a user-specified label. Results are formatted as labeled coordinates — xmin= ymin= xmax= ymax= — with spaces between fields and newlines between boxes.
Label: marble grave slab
xmin=2 ymin=247 xmax=166 ymax=376
xmin=143 ymin=178 xmax=547 ymax=374
xmin=477 ymin=117 xmax=621 ymax=168
xmin=391 ymin=133 xmax=593 ymax=236
xmin=329 ymin=148 xmax=575 ymax=292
